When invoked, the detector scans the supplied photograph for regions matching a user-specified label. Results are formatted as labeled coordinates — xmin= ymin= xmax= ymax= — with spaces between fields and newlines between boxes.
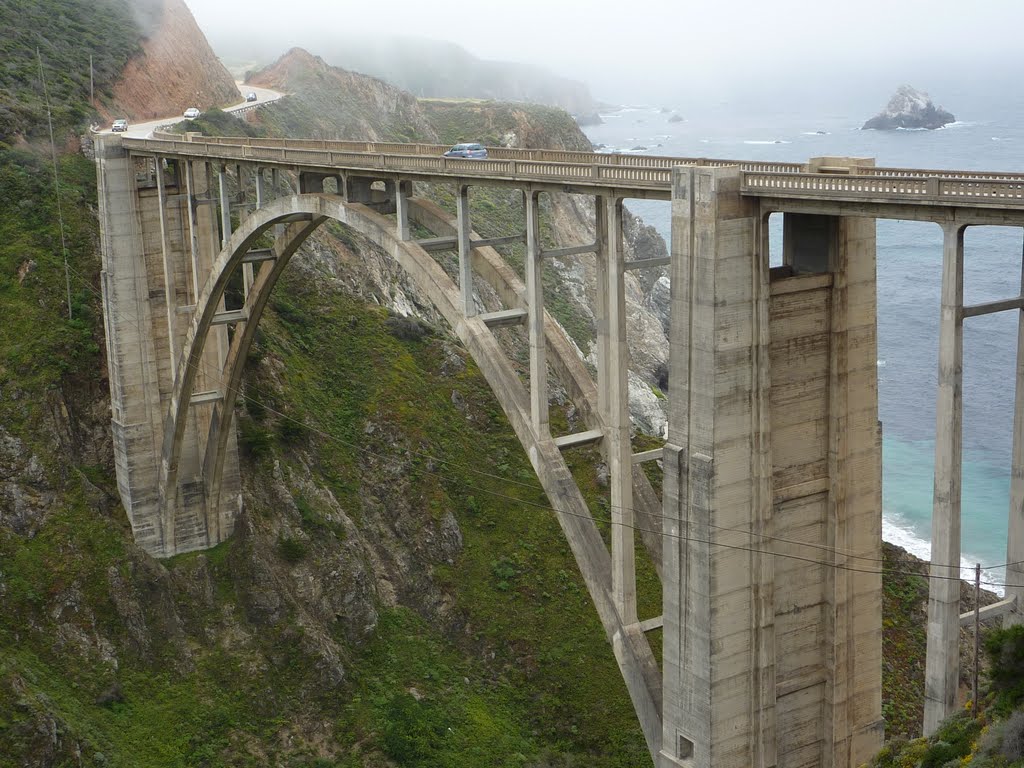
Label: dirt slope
xmin=110 ymin=0 xmax=239 ymax=120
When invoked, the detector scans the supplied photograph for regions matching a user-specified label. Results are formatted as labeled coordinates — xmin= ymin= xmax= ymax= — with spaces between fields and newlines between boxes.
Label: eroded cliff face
xmin=109 ymin=0 xmax=239 ymax=120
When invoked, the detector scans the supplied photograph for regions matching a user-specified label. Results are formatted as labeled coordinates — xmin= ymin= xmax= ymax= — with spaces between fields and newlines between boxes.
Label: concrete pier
xmin=660 ymin=165 xmax=882 ymax=767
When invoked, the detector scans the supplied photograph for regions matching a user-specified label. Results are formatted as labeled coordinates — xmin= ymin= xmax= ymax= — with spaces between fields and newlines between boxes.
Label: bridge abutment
xmin=661 ymin=164 xmax=882 ymax=767
xmin=97 ymin=136 xmax=241 ymax=557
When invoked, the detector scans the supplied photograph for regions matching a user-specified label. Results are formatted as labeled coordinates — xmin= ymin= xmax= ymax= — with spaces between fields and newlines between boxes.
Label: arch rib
xmin=162 ymin=192 xmax=663 ymax=759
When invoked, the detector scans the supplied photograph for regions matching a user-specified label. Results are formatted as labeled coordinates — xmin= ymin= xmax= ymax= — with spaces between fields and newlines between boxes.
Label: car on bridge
xmin=245 ymin=92 xmax=258 ymax=102
xmin=111 ymin=119 xmax=128 ymax=132
xmin=444 ymin=142 xmax=488 ymax=159
xmin=183 ymin=107 xmax=201 ymax=119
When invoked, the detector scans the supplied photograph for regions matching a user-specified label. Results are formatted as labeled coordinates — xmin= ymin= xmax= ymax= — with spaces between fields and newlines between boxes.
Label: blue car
xmin=444 ymin=142 xmax=488 ymax=159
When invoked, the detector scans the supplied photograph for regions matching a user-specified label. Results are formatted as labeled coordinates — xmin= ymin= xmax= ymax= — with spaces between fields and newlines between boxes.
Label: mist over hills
xmin=218 ymin=34 xmax=600 ymax=115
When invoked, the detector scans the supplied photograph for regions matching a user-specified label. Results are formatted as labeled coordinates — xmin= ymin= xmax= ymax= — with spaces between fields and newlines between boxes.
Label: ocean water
xmin=583 ymin=100 xmax=1024 ymax=590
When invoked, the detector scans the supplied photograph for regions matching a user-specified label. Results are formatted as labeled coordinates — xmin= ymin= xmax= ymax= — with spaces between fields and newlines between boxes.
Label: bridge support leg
xmin=599 ymin=197 xmax=636 ymax=622
xmin=525 ymin=189 xmax=549 ymax=436
xmin=925 ymin=222 xmax=965 ymax=734
xmin=456 ymin=183 xmax=475 ymax=316
xmin=218 ymin=164 xmax=231 ymax=248
xmin=395 ymin=179 xmax=412 ymax=241
xmin=1008 ymin=233 xmax=1024 ymax=627
xmin=595 ymin=197 xmax=610 ymax=428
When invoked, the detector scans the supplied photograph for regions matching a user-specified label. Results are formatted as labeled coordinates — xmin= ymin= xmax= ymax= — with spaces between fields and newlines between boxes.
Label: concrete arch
xmin=159 ymin=192 xmax=664 ymax=758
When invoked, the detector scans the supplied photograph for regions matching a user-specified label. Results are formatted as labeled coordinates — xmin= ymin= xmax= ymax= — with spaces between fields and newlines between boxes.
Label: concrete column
xmin=924 ymin=222 xmax=965 ymax=735
xmin=595 ymin=196 xmax=610 ymax=424
xmin=396 ymin=179 xmax=412 ymax=242
xmin=255 ymin=167 xmax=264 ymax=209
xmin=660 ymin=166 xmax=770 ymax=768
xmin=218 ymin=164 xmax=231 ymax=249
xmin=525 ymin=189 xmax=549 ymax=436
xmin=184 ymin=162 xmax=202 ymax=304
xmin=603 ymin=197 xmax=636 ymax=624
xmin=456 ymin=183 xmax=475 ymax=317
xmin=154 ymin=160 xmax=179 ymax=380
xmin=1008 ymin=233 xmax=1024 ymax=626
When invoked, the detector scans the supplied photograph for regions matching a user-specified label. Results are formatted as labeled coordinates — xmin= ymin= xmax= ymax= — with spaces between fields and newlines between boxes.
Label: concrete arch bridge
xmin=95 ymin=133 xmax=1024 ymax=767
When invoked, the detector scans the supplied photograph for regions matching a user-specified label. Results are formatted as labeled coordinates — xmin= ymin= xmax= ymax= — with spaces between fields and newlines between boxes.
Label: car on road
xmin=443 ymin=142 xmax=488 ymax=159
xmin=111 ymin=119 xmax=128 ymax=132
xmin=183 ymin=107 xmax=201 ymax=119
xmin=245 ymin=92 xmax=258 ymax=102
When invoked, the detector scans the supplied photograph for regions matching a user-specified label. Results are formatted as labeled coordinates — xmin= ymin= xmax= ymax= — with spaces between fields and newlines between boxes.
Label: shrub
xmin=984 ymin=624 xmax=1024 ymax=713
xmin=278 ymin=536 xmax=307 ymax=563
xmin=385 ymin=314 xmax=431 ymax=341
xmin=381 ymin=693 xmax=447 ymax=764
xmin=1002 ymin=709 xmax=1024 ymax=763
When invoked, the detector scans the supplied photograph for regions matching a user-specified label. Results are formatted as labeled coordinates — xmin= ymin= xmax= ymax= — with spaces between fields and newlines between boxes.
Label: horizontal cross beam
xmin=961 ymin=296 xmax=1024 ymax=319
xmin=479 ymin=308 xmax=528 ymax=328
xmin=553 ymin=429 xmax=604 ymax=450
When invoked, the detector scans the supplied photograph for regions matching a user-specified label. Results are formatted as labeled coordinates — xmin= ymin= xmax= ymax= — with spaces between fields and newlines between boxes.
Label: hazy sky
xmin=183 ymin=0 xmax=1023 ymax=106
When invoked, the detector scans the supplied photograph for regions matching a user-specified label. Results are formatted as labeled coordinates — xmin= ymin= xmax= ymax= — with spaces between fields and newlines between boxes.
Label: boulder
xmin=863 ymin=85 xmax=955 ymax=130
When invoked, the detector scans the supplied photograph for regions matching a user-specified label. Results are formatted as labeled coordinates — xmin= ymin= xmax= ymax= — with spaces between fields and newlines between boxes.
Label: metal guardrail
xmin=120 ymin=135 xmax=1024 ymax=208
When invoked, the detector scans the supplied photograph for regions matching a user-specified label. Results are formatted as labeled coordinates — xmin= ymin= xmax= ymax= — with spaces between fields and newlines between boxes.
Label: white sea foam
xmin=743 ymin=139 xmax=791 ymax=145
xmin=877 ymin=359 xmax=886 ymax=367
xmin=883 ymin=515 xmax=1005 ymax=596
xmin=801 ymin=131 xmax=830 ymax=136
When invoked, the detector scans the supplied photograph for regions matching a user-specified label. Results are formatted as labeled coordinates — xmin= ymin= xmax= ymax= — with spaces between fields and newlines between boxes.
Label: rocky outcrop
xmin=109 ymin=0 xmax=239 ymax=120
xmin=862 ymin=85 xmax=955 ymax=130
xmin=247 ymin=48 xmax=437 ymax=142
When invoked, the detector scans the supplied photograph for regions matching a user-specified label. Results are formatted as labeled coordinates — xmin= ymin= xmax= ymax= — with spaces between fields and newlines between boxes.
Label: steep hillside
xmin=326 ymin=37 xmax=599 ymax=116
xmin=110 ymin=0 xmax=239 ymax=120
xmin=0 ymin=0 xmax=161 ymax=142
xmin=247 ymin=48 xmax=437 ymax=142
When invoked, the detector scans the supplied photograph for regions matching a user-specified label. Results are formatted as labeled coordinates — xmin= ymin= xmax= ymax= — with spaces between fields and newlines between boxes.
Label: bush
xmin=385 ymin=315 xmax=431 ymax=342
xmin=1002 ymin=709 xmax=1024 ymax=762
xmin=381 ymin=693 xmax=447 ymax=765
xmin=984 ymin=624 xmax=1024 ymax=713
xmin=277 ymin=536 xmax=307 ymax=564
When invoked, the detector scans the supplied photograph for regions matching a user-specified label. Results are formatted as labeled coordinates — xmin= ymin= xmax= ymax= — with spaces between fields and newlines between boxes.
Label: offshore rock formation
xmin=862 ymin=85 xmax=955 ymax=130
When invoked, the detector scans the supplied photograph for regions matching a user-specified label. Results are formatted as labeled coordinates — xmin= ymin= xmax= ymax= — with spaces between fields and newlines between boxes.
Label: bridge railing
xmin=742 ymin=171 xmax=1024 ymax=205
xmin=121 ymin=135 xmax=1024 ymax=207
xmin=185 ymin=134 xmax=805 ymax=174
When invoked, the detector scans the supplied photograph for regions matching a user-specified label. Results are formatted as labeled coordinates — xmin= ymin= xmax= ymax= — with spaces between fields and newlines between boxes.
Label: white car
xmin=183 ymin=107 xmax=201 ymax=119
xmin=111 ymin=119 xmax=128 ymax=132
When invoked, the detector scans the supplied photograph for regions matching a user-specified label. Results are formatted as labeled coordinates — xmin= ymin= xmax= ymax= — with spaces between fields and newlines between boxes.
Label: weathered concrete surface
xmin=660 ymin=165 xmax=882 ymax=768
xmin=96 ymin=135 xmax=241 ymax=558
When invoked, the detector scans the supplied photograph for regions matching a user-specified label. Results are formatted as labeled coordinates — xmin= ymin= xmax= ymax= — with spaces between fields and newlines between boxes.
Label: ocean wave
xmin=801 ymin=130 xmax=830 ymax=136
xmin=743 ymin=139 xmax=792 ymax=145
xmin=882 ymin=516 xmax=1005 ymax=596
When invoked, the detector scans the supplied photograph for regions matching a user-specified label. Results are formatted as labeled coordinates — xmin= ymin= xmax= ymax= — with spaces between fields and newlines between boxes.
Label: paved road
xmin=100 ymin=82 xmax=283 ymax=138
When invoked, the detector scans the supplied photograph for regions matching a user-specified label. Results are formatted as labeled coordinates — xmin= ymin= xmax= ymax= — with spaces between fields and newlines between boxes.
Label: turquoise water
xmin=583 ymin=97 xmax=1024 ymax=588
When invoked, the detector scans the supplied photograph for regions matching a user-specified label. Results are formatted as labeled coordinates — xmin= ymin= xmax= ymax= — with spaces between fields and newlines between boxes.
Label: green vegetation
xmin=0 ymin=146 xmax=103 ymax=453
xmin=421 ymin=99 xmax=591 ymax=151
xmin=0 ymin=0 xmax=161 ymax=142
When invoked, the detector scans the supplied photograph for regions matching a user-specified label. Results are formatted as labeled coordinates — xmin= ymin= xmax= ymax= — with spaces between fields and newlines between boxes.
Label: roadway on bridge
xmin=100 ymin=83 xmax=284 ymax=138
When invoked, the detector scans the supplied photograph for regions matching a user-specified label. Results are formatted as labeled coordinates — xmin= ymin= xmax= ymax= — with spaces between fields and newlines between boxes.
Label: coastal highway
xmin=100 ymin=83 xmax=284 ymax=138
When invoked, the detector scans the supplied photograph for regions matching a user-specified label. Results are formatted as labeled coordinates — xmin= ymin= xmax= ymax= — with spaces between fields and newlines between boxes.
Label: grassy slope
xmin=0 ymin=0 xmax=161 ymax=143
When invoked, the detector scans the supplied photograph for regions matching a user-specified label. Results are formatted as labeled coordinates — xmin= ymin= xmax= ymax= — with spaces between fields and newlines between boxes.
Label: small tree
xmin=984 ymin=624 xmax=1024 ymax=714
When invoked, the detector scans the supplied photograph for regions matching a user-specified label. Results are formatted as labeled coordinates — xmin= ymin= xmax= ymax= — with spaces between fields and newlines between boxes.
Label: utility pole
xmin=973 ymin=562 xmax=982 ymax=718
xmin=89 ymin=54 xmax=94 ymax=106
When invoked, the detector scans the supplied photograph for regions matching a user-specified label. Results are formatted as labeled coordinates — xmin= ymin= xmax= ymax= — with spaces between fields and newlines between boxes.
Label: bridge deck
xmin=122 ymin=135 xmax=1024 ymax=215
